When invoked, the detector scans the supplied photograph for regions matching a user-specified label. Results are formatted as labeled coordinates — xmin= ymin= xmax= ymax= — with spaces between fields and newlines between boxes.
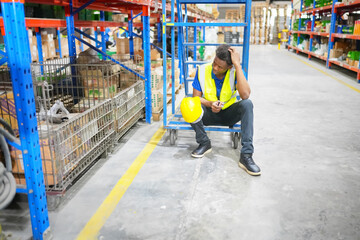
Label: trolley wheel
xmin=170 ymin=129 xmax=177 ymax=145
xmin=232 ymin=132 xmax=241 ymax=149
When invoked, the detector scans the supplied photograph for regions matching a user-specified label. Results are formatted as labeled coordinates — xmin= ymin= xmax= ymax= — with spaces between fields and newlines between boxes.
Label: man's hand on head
xmin=228 ymin=47 xmax=241 ymax=68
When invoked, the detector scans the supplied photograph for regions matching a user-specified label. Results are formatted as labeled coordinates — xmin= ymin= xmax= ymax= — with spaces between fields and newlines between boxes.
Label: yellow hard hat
xmin=180 ymin=97 xmax=203 ymax=123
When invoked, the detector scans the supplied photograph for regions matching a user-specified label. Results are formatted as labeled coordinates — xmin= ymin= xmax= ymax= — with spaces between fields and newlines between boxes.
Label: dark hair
xmin=216 ymin=44 xmax=232 ymax=66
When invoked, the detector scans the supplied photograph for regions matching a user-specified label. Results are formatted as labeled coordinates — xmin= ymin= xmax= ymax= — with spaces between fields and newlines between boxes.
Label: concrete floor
xmin=2 ymin=45 xmax=360 ymax=240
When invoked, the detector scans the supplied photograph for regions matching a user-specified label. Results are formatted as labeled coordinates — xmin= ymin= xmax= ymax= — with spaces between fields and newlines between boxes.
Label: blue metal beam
xmin=75 ymin=28 xmax=101 ymax=45
xmin=184 ymin=60 xmax=211 ymax=64
xmin=73 ymin=35 xmax=145 ymax=80
xmin=80 ymin=27 xmax=84 ymax=52
xmin=143 ymin=6 xmax=152 ymax=123
xmin=242 ymin=0 xmax=252 ymax=78
xmin=71 ymin=0 xmax=97 ymax=16
xmin=162 ymin=0 xmax=167 ymax=127
xmin=1 ymin=1 xmax=50 ymax=239
xmin=5 ymin=138 xmax=21 ymax=150
xmin=165 ymin=124 xmax=241 ymax=132
xmin=100 ymin=11 xmax=106 ymax=60
xmin=56 ymin=28 xmax=62 ymax=58
xmin=0 ymin=49 xmax=7 ymax=58
xmin=0 ymin=57 xmax=8 ymax=66
xmin=129 ymin=11 xmax=134 ymax=58
xmin=66 ymin=3 xmax=78 ymax=104
xmin=16 ymin=187 xmax=28 ymax=194
xmin=133 ymin=11 xmax=143 ymax=20
xmin=119 ymin=27 xmax=172 ymax=57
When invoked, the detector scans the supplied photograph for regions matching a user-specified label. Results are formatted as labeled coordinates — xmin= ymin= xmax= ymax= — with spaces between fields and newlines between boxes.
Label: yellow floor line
xmin=76 ymin=126 xmax=166 ymax=240
xmin=288 ymin=53 xmax=360 ymax=94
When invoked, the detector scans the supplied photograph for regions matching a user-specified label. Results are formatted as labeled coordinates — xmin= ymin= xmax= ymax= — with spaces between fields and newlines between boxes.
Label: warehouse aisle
xmin=4 ymin=45 xmax=360 ymax=240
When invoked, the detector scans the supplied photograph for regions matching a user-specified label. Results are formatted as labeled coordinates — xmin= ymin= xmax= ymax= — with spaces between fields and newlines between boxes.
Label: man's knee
xmin=239 ymin=99 xmax=253 ymax=111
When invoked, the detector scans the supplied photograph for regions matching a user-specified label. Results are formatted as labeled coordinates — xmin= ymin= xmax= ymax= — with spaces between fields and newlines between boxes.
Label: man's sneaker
xmin=191 ymin=143 xmax=212 ymax=158
xmin=239 ymin=153 xmax=261 ymax=176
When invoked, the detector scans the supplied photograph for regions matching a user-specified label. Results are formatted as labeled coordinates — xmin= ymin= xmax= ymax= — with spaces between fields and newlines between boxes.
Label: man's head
xmin=213 ymin=44 xmax=233 ymax=76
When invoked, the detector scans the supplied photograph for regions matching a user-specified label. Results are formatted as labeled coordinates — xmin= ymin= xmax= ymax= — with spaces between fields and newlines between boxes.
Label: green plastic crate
xmin=85 ymin=9 xmax=93 ymax=21
xmin=54 ymin=6 xmax=65 ymax=19
xmin=105 ymin=12 xmax=113 ymax=21
xmin=347 ymin=51 xmax=360 ymax=60
xmin=78 ymin=9 xmax=86 ymax=20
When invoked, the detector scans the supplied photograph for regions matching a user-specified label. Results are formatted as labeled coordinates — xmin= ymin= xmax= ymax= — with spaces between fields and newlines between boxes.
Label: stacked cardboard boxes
xmin=116 ymin=37 xmax=142 ymax=55
xmin=41 ymin=32 xmax=56 ymax=60
xmin=151 ymin=67 xmax=164 ymax=113
xmin=55 ymin=37 xmax=69 ymax=57
xmin=28 ymin=30 xmax=39 ymax=62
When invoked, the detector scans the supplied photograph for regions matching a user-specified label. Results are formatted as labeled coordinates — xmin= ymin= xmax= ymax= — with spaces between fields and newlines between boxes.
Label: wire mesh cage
xmin=0 ymin=54 xmax=145 ymax=193
xmin=113 ymin=80 xmax=145 ymax=141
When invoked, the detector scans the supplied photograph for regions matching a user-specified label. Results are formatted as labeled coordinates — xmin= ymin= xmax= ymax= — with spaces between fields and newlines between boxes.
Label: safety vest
xmin=198 ymin=63 xmax=237 ymax=110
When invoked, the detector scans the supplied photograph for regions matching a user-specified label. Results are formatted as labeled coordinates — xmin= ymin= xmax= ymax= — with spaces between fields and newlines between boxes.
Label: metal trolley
xmin=161 ymin=0 xmax=252 ymax=148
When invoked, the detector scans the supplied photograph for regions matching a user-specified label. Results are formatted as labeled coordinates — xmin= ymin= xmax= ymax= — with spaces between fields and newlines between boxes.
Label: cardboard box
xmin=304 ymin=40 xmax=310 ymax=51
xmin=152 ymin=90 xmax=163 ymax=113
xmin=151 ymin=60 xmax=162 ymax=68
xmin=14 ymin=173 xmax=59 ymax=186
xmin=47 ymin=40 xmax=56 ymax=58
xmin=334 ymin=41 xmax=349 ymax=51
xmin=29 ymin=35 xmax=39 ymax=62
xmin=134 ymin=49 xmax=144 ymax=61
xmin=10 ymin=137 xmax=60 ymax=186
xmin=55 ymin=38 xmax=69 ymax=57
xmin=0 ymin=92 xmax=19 ymax=136
xmin=330 ymin=49 xmax=343 ymax=58
xmin=116 ymin=38 xmax=130 ymax=54
xmin=41 ymin=41 xmax=50 ymax=60
xmin=218 ymin=32 xmax=225 ymax=43
xmin=151 ymin=67 xmax=164 ymax=90
xmin=133 ymin=37 xmax=142 ymax=52
xmin=354 ymin=60 xmax=359 ymax=67
xmin=151 ymin=49 xmax=161 ymax=60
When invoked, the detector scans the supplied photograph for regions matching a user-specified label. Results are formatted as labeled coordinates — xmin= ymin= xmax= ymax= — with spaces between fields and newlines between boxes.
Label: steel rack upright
xmin=162 ymin=0 xmax=252 ymax=147
xmin=0 ymin=1 xmax=51 ymax=239
xmin=0 ymin=0 xmax=156 ymax=239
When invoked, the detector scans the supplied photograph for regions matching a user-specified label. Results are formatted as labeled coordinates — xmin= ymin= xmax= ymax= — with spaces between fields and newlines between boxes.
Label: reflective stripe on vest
xmin=198 ymin=63 xmax=237 ymax=110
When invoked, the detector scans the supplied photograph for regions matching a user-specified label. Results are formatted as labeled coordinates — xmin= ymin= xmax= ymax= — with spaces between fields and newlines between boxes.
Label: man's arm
xmin=228 ymin=47 xmax=251 ymax=100
xmin=193 ymin=80 xmax=222 ymax=113
xmin=193 ymin=88 xmax=212 ymax=108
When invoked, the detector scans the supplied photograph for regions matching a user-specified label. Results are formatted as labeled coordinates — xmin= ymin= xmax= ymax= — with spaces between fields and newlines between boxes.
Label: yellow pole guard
xmin=278 ymin=32 xmax=281 ymax=50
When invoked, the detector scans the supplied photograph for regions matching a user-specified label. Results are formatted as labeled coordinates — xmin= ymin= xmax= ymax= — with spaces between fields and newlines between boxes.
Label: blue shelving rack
xmin=289 ymin=0 xmax=360 ymax=83
xmin=0 ymin=0 xmax=156 ymax=238
xmin=66 ymin=3 xmax=152 ymax=123
xmin=162 ymin=0 xmax=252 ymax=146
xmin=0 ymin=1 xmax=51 ymax=239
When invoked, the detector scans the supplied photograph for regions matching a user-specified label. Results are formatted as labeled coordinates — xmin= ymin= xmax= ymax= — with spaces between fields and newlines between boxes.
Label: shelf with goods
xmin=328 ymin=0 xmax=360 ymax=82
xmin=289 ymin=0 xmax=332 ymax=61
xmin=0 ymin=1 xmax=154 ymax=239
xmin=289 ymin=0 xmax=360 ymax=82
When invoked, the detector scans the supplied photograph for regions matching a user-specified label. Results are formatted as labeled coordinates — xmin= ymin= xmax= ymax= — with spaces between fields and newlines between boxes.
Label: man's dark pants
xmin=190 ymin=99 xmax=254 ymax=154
